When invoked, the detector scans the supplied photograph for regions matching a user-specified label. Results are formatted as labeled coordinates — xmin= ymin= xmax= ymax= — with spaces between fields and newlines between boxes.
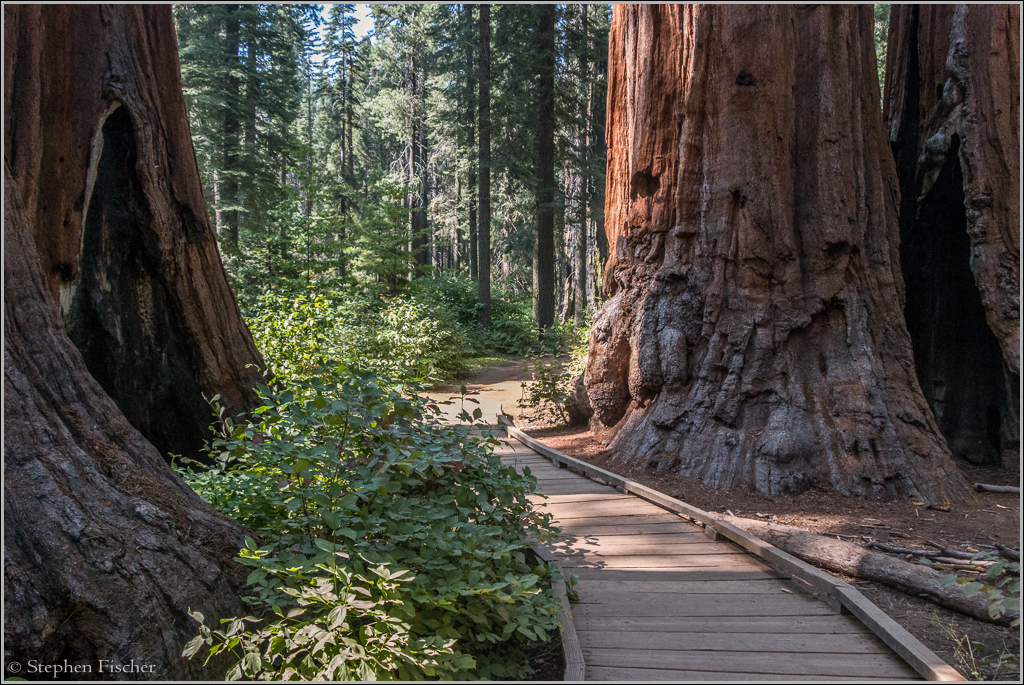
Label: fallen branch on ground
xmin=996 ymin=544 xmax=1020 ymax=561
xmin=929 ymin=557 xmax=995 ymax=569
xmin=721 ymin=515 xmax=1018 ymax=627
xmin=872 ymin=542 xmax=986 ymax=562
xmin=973 ymin=483 xmax=1020 ymax=494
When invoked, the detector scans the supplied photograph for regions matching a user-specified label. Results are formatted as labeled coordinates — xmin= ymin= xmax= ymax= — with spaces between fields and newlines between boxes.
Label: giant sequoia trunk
xmin=5 ymin=4 xmax=265 ymax=677
xmin=884 ymin=4 xmax=1020 ymax=466
xmin=585 ymin=5 xmax=969 ymax=504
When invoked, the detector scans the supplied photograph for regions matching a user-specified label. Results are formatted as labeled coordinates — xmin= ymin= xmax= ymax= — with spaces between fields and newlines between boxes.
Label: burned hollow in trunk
xmin=63 ymin=105 xmax=214 ymax=462
xmin=885 ymin=4 xmax=1020 ymax=467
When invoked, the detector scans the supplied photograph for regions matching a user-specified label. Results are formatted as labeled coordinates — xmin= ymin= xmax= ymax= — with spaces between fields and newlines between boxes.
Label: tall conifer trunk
xmin=533 ymin=3 xmax=556 ymax=332
xmin=464 ymin=4 xmax=477 ymax=282
xmin=410 ymin=59 xmax=427 ymax=272
xmin=592 ymin=41 xmax=609 ymax=281
xmin=586 ymin=5 xmax=969 ymax=504
xmin=219 ymin=4 xmax=240 ymax=251
xmin=574 ymin=4 xmax=590 ymax=323
xmin=477 ymin=4 xmax=491 ymax=327
xmin=4 ymin=4 xmax=264 ymax=675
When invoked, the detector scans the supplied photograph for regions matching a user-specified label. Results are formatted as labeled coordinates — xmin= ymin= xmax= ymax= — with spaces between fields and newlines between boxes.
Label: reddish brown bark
xmin=884 ymin=5 xmax=1019 ymax=465
xmin=587 ymin=5 xmax=969 ymax=504
xmin=5 ymin=4 xmax=264 ymax=461
xmin=5 ymin=4 xmax=263 ymax=676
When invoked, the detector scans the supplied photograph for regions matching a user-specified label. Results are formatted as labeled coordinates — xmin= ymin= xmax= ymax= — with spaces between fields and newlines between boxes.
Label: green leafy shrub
xmin=367 ymin=297 xmax=468 ymax=380
xmin=940 ymin=552 xmax=1020 ymax=625
xmin=517 ymin=315 xmax=592 ymax=425
xmin=518 ymin=357 xmax=574 ymax=425
xmin=414 ymin=274 xmax=539 ymax=357
xmin=244 ymin=291 xmax=469 ymax=384
xmin=181 ymin=366 xmax=562 ymax=680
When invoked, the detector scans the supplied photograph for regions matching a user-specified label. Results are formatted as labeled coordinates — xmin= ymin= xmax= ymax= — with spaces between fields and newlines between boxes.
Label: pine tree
xmin=174 ymin=4 xmax=308 ymax=275
xmin=533 ymin=4 xmax=557 ymax=332
xmin=477 ymin=4 xmax=492 ymax=327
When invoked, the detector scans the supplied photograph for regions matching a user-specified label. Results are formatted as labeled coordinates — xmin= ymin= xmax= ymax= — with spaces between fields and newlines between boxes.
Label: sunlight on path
xmin=425 ymin=359 xmax=532 ymax=425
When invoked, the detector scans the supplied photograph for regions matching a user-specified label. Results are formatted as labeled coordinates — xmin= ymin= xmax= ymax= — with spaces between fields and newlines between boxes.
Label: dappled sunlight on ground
xmin=425 ymin=358 xmax=532 ymax=424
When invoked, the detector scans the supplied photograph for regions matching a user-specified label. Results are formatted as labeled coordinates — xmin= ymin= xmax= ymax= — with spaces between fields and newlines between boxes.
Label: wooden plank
xmin=581 ymin=649 xmax=920 ymax=679
xmin=530 ymin=471 xmax=599 ymax=480
xmin=502 ymin=462 xmax=555 ymax=471
xmin=531 ymin=545 xmax=585 ymax=681
xmin=505 ymin=462 xmax=562 ymax=473
xmin=529 ymin=484 xmax=614 ymax=497
xmin=586 ymin=666 xmax=911 ymax=681
xmin=557 ymin=531 xmax=731 ymax=545
xmin=834 ymin=585 xmax=966 ymax=681
xmin=548 ymin=540 xmax=745 ymax=556
xmin=564 ymin=615 xmax=874 ymax=635
xmin=572 ymin=594 xmax=836 ymax=618
xmin=499 ymin=450 xmax=550 ymax=458
xmin=529 ymin=484 xmax=615 ymax=497
xmin=556 ymin=554 xmax=769 ymax=571
xmin=574 ymin=577 xmax=811 ymax=597
xmin=532 ymin=493 xmax=633 ymax=503
xmin=501 ymin=458 xmax=554 ymax=467
xmin=527 ymin=475 xmax=604 ymax=487
xmin=576 ymin=629 xmax=893 ymax=654
xmin=564 ymin=568 xmax=787 ymax=583
xmin=553 ymin=513 xmax=694 ymax=528
xmin=573 ymin=589 xmax=828 ymax=610
xmin=524 ymin=475 xmax=583 ymax=485
xmin=553 ymin=520 xmax=706 ymax=537
xmin=553 ymin=536 xmax=717 ymax=551
xmin=533 ymin=500 xmax=680 ymax=519
xmin=522 ymin=473 xmax=574 ymax=484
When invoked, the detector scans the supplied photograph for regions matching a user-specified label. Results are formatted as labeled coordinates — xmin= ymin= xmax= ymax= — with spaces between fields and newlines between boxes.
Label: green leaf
xmin=986 ymin=563 xmax=1005 ymax=577
xmin=246 ymin=568 xmax=269 ymax=585
xmin=182 ymin=635 xmax=205 ymax=659
xmin=242 ymin=652 xmax=261 ymax=674
xmin=314 ymin=538 xmax=341 ymax=553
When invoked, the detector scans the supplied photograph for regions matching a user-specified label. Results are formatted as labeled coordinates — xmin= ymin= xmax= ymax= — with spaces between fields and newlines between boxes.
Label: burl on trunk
xmin=5 ymin=5 xmax=264 ymax=677
xmin=585 ymin=5 xmax=970 ymax=504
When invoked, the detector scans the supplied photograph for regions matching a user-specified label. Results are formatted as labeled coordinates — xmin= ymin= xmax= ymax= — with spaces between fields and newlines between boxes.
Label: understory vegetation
xmin=180 ymin=354 xmax=564 ymax=679
xmin=241 ymin=274 xmax=541 ymax=385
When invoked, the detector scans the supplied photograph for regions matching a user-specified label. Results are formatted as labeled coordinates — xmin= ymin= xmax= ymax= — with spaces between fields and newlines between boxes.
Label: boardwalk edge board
xmin=500 ymin=416 xmax=964 ymax=683
xmin=532 ymin=544 xmax=586 ymax=681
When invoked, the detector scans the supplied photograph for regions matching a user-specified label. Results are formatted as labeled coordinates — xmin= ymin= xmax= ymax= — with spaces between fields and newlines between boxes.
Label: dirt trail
xmin=425 ymin=358 xmax=533 ymax=425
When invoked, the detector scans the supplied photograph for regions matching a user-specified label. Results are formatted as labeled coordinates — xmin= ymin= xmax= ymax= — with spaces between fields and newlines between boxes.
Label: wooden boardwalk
xmin=495 ymin=437 xmax=923 ymax=682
